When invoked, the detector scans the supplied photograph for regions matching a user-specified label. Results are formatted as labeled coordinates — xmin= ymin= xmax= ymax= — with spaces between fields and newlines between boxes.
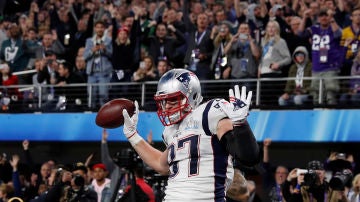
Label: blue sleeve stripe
xmin=202 ymin=100 xmax=214 ymax=137
xmin=212 ymin=135 xmax=229 ymax=202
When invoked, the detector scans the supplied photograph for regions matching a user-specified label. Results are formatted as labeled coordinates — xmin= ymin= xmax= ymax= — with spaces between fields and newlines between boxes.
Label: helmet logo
xmin=176 ymin=72 xmax=193 ymax=89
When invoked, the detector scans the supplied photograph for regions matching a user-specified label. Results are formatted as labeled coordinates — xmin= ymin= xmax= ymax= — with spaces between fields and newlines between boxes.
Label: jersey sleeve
xmin=206 ymin=98 xmax=230 ymax=135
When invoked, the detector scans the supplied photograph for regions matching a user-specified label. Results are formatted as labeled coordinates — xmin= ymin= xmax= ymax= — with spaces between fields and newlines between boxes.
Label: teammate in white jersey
xmin=122 ymin=69 xmax=259 ymax=201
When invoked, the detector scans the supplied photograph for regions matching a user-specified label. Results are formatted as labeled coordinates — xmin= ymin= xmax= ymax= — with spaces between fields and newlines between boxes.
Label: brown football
xmin=95 ymin=98 xmax=135 ymax=128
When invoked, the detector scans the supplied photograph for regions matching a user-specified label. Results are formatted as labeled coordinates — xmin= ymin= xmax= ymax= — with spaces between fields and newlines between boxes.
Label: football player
xmin=122 ymin=69 xmax=260 ymax=201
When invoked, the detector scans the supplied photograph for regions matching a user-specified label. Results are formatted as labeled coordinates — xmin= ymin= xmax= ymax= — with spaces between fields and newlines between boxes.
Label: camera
xmin=296 ymin=169 xmax=308 ymax=176
xmin=73 ymin=174 xmax=85 ymax=187
xmin=303 ymin=169 xmax=318 ymax=187
xmin=329 ymin=169 xmax=353 ymax=191
xmin=113 ymin=148 xmax=143 ymax=170
xmin=336 ymin=153 xmax=346 ymax=160
xmin=239 ymin=33 xmax=248 ymax=40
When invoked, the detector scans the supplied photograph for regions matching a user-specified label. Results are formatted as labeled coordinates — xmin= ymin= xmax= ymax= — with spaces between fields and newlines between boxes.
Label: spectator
xmin=72 ymin=162 xmax=91 ymax=187
xmin=100 ymin=129 xmax=126 ymax=201
xmin=162 ymin=7 xmax=187 ymax=67
xmin=283 ymin=160 xmax=328 ymax=202
xmin=71 ymin=162 xmax=97 ymax=201
xmin=141 ymin=20 xmax=186 ymax=68
xmin=163 ymin=7 xmax=186 ymax=35
xmin=155 ymin=59 xmax=171 ymax=80
xmin=298 ymin=8 xmax=343 ymax=105
xmin=132 ymin=56 xmax=157 ymax=82
xmin=262 ymin=138 xmax=289 ymax=202
xmin=0 ymin=62 xmax=22 ymax=111
xmin=34 ymin=31 xmax=66 ymax=60
xmin=68 ymin=17 xmax=94 ymax=66
xmin=210 ymin=21 xmax=233 ymax=80
xmin=258 ymin=20 xmax=291 ymax=106
xmin=0 ymin=183 xmax=15 ymax=202
xmin=83 ymin=20 xmax=113 ymax=109
xmin=225 ymin=22 xmax=260 ymax=92
xmin=55 ymin=61 xmax=87 ymax=111
xmin=0 ymin=23 xmax=30 ymax=75
xmin=24 ymin=27 xmax=41 ymax=70
xmin=184 ymin=12 xmax=214 ymax=80
xmin=348 ymin=173 xmax=360 ymax=201
xmin=9 ymin=154 xmax=22 ymax=199
xmin=44 ymin=164 xmax=97 ymax=202
xmin=283 ymin=16 xmax=312 ymax=56
xmin=0 ymin=152 xmax=12 ymax=184
xmin=226 ymin=168 xmax=251 ymax=202
xmin=324 ymin=0 xmax=349 ymax=28
xmin=246 ymin=2 xmax=269 ymax=44
xmin=278 ymin=46 xmax=312 ymax=106
xmin=0 ymin=19 xmax=9 ymax=47
xmin=339 ymin=50 xmax=360 ymax=106
xmin=340 ymin=7 xmax=360 ymax=77
xmin=108 ymin=5 xmax=141 ymax=99
xmin=74 ymin=55 xmax=87 ymax=81
xmin=89 ymin=163 xmax=111 ymax=202
xmin=36 ymin=50 xmax=60 ymax=110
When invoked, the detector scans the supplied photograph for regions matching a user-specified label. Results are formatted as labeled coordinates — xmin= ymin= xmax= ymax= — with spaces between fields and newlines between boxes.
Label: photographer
xmin=282 ymin=160 xmax=328 ymax=202
xmin=44 ymin=165 xmax=97 ymax=202
xmin=101 ymin=129 xmax=154 ymax=202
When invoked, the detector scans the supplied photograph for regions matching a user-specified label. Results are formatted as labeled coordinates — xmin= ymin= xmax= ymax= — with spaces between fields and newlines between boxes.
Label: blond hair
xmin=263 ymin=20 xmax=281 ymax=45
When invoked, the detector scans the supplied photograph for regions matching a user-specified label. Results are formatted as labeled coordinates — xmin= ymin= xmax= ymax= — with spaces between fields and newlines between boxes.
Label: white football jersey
xmin=162 ymin=99 xmax=234 ymax=202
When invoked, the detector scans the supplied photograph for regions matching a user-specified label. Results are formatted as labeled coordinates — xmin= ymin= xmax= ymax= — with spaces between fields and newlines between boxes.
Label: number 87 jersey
xmin=162 ymin=98 xmax=234 ymax=202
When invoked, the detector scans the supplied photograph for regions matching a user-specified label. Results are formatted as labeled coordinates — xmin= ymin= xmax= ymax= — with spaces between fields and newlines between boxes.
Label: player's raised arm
xmin=122 ymin=101 xmax=169 ymax=175
xmin=218 ymin=85 xmax=260 ymax=167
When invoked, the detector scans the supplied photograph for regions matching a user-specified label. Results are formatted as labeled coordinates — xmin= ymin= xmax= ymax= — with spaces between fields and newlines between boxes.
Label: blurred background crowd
xmin=0 ymin=0 xmax=359 ymax=112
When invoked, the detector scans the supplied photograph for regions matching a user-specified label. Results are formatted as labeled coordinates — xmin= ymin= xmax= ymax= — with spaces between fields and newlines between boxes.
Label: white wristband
xmin=128 ymin=132 xmax=143 ymax=146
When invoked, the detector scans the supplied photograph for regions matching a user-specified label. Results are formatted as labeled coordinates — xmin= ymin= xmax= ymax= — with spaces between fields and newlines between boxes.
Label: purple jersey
xmin=309 ymin=25 xmax=342 ymax=72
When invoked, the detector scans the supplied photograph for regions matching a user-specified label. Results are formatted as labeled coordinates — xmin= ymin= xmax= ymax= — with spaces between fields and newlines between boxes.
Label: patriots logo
xmin=176 ymin=72 xmax=192 ymax=89
xmin=232 ymin=99 xmax=246 ymax=111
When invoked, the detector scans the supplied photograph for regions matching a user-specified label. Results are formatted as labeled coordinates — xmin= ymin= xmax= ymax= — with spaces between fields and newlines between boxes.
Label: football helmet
xmin=154 ymin=69 xmax=203 ymax=126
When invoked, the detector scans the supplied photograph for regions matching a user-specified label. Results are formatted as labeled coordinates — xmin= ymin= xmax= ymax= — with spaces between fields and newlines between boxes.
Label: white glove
xmin=122 ymin=101 xmax=143 ymax=146
xmin=222 ymin=85 xmax=252 ymax=125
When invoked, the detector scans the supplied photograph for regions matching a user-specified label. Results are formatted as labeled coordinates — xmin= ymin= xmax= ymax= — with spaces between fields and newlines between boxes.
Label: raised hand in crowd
xmin=9 ymin=154 xmax=20 ymax=171
xmin=85 ymin=152 xmax=95 ymax=168
xmin=22 ymin=139 xmax=29 ymax=151
xmin=101 ymin=128 xmax=108 ymax=144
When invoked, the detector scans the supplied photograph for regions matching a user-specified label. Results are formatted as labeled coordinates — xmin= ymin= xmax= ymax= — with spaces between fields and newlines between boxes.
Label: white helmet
xmin=154 ymin=69 xmax=203 ymax=126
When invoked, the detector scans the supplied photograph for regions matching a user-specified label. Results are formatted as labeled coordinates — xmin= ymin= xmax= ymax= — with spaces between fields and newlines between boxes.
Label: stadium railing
xmin=0 ymin=76 xmax=359 ymax=112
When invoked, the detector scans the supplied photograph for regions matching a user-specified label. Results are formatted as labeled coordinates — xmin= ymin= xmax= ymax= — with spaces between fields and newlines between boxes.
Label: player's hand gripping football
xmin=122 ymin=100 xmax=139 ymax=139
xmin=224 ymin=85 xmax=252 ymax=125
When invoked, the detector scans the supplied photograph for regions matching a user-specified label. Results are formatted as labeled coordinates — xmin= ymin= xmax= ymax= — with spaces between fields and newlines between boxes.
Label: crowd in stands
xmin=0 ymin=0 xmax=359 ymax=111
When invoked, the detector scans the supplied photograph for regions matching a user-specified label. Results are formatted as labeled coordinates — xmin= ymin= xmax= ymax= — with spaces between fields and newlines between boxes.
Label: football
xmin=95 ymin=98 xmax=135 ymax=129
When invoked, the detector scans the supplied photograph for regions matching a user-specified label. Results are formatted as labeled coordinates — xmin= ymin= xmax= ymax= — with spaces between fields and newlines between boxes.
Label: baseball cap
xmin=117 ymin=26 xmax=129 ymax=35
xmin=92 ymin=163 xmax=107 ymax=171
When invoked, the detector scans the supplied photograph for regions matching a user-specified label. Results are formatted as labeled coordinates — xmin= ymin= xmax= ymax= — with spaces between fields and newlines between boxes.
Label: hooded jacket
xmin=284 ymin=46 xmax=312 ymax=94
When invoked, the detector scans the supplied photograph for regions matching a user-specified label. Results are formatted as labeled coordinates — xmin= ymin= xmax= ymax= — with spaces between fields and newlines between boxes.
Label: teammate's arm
xmin=122 ymin=101 xmax=170 ymax=175
xmin=217 ymin=86 xmax=260 ymax=167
